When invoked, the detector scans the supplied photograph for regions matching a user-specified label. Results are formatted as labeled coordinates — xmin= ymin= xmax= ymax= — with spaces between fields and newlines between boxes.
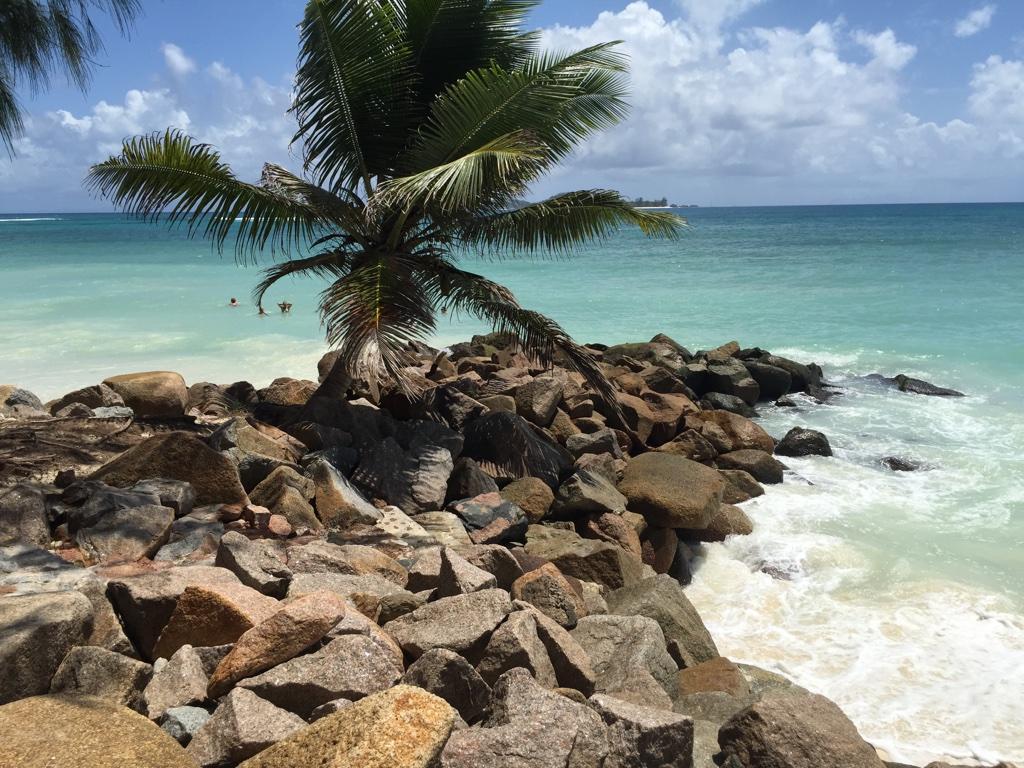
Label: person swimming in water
xmin=229 ymin=297 xmax=239 ymax=307
xmin=278 ymin=301 xmax=292 ymax=313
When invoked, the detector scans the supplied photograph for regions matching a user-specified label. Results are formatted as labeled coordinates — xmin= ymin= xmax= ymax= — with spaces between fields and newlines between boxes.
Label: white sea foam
xmin=0 ymin=217 xmax=62 ymax=222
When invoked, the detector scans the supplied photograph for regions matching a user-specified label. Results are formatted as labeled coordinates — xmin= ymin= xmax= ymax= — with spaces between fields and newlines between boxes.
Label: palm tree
xmin=1 ymin=0 xmax=141 ymax=154
xmin=86 ymin=0 xmax=684 ymax=406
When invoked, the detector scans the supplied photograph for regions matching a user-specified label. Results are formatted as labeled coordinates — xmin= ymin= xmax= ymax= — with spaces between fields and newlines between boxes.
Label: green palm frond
xmin=373 ymin=130 xmax=546 ymax=218
xmin=461 ymin=189 xmax=685 ymax=255
xmin=320 ymin=252 xmax=438 ymax=393
xmin=85 ymin=130 xmax=322 ymax=262
xmin=293 ymin=0 xmax=416 ymax=193
xmin=402 ymin=43 xmax=628 ymax=174
xmin=253 ymin=248 xmax=355 ymax=309
xmin=0 ymin=0 xmax=140 ymax=153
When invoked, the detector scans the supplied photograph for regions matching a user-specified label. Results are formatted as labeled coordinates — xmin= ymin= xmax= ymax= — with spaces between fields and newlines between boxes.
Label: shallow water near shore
xmin=2 ymin=204 xmax=1023 ymax=763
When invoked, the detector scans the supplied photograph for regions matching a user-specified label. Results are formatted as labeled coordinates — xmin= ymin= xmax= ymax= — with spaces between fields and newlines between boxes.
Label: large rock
xmin=106 ymin=564 xmax=242 ymax=660
xmin=238 ymin=634 xmax=403 ymax=717
xmin=208 ymin=590 xmax=347 ymax=696
xmin=591 ymin=693 xmax=695 ymax=768
xmin=250 ymin=465 xmax=321 ymax=533
xmin=445 ymin=457 xmax=500 ymax=504
xmin=187 ymin=687 xmax=306 ymax=767
xmin=208 ymin=416 xmax=304 ymax=465
xmin=145 ymin=644 xmax=210 ymax=719
xmin=308 ymin=458 xmax=381 ymax=527
xmin=518 ymin=603 xmax=597 ymax=695
xmin=500 ymin=476 xmax=555 ymax=523
xmin=458 ymin=544 xmax=525 ymax=591
xmin=719 ymin=469 xmax=764 ymax=504
xmin=894 ymin=374 xmax=964 ymax=397
xmin=511 ymin=562 xmax=588 ymax=628
xmin=152 ymin=582 xmax=279 ymax=660
xmin=287 ymin=540 xmax=408 ymax=586
xmin=571 ymin=614 xmax=678 ymax=706
xmin=684 ymin=411 xmax=775 ymax=454
xmin=48 ymin=382 xmax=125 ymax=414
xmin=606 ymin=575 xmax=719 ymax=667
xmin=0 ymin=484 xmax=50 ymax=547
xmin=515 ymin=376 xmax=565 ymax=427
xmin=49 ymin=645 xmax=152 ymax=711
xmin=74 ymin=504 xmax=175 ymax=564
xmin=237 ymin=685 xmax=456 ymax=768
xmin=695 ymin=504 xmax=754 ymax=542
xmin=102 ymin=371 xmax=189 ymax=418
xmin=436 ymin=547 xmax=497 ymax=597
xmin=440 ymin=667 xmax=609 ymax=768
xmin=91 ymin=432 xmax=248 ymax=506
xmin=618 ymin=452 xmax=724 ymax=529
xmin=353 ymin=437 xmax=454 ymax=515
xmin=657 ymin=429 xmax=718 ymax=462
xmin=706 ymin=360 xmax=760 ymax=405
xmin=0 ymin=590 xmax=93 ymax=704
xmin=0 ymin=694 xmax=196 ymax=767
xmin=743 ymin=361 xmax=793 ymax=401
xmin=776 ymin=427 xmax=833 ymax=457
xmin=448 ymin=492 xmax=528 ymax=545
xmin=524 ymin=525 xmax=643 ymax=590
xmin=215 ymin=531 xmax=291 ymax=597
xmin=553 ymin=467 xmax=628 ymax=516
xmin=718 ymin=692 xmax=888 ymax=768
xmin=717 ymin=449 xmax=786 ymax=484
xmin=477 ymin=609 xmax=558 ymax=687
xmin=462 ymin=411 xmax=573 ymax=489
xmin=402 ymin=648 xmax=491 ymax=723
xmin=384 ymin=589 xmax=513 ymax=662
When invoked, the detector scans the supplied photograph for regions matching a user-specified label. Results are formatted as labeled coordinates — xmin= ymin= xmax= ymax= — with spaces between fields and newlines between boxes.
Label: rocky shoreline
xmin=0 ymin=334 xmax=1011 ymax=768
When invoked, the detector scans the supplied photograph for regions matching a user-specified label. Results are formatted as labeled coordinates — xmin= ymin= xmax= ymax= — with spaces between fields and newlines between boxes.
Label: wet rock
xmin=161 ymin=704 xmax=210 ymax=746
xmin=187 ymin=687 xmax=306 ymax=767
xmin=894 ymin=374 xmax=964 ymax=397
xmin=706 ymin=359 xmax=760 ymax=405
xmin=0 ymin=590 xmax=94 ymax=704
xmin=591 ymin=693 xmax=695 ymax=768
xmin=718 ymin=692 xmax=888 ymax=768
xmin=74 ymin=504 xmax=175 ymax=563
xmin=215 ymin=531 xmax=291 ymax=597
xmin=440 ymin=667 xmax=608 ymax=768
xmin=553 ymin=468 xmax=628 ymax=516
xmin=883 ymin=456 xmax=923 ymax=472
xmin=145 ymin=644 xmax=209 ymax=719
xmin=152 ymin=582 xmax=279 ymax=660
xmin=704 ymin=391 xmax=757 ymax=418
xmin=402 ymin=648 xmax=491 ymax=723
xmin=776 ymin=427 xmax=833 ymax=457
xmin=743 ymin=361 xmax=793 ymax=401
xmin=207 ymin=591 xmax=347 ymax=697
xmin=238 ymin=685 xmax=456 ymax=768
xmin=717 ymin=449 xmax=786 ymax=484
xmin=91 ymin=431 xmax=248 ymax=506
xmin=691 ymin=504 xmax=754 ymax=542
xmin=524 ymin=525 xmax=643 ymax=590
xmin=445 ymin=457 xmax=500 ymax=504
xmin=436 ymin=547 xmax=497 ymax=597
xmin=571 ymin=614 xmax=678 ymax=705
xmin=500 ymin=476 xmax=554 ymax=523
xmin=462 ymin=411 xmax=573 ymax=490
xmin=102 ymin=371 xmax=189 ymax=418
xmin=477 ymin=609 xmax=558 ymax=687
xmin=238 ymin=633 xmax=403 ymax=717
xmin=618 ymin=452 xmax=724 ymax=529
xmin=384 ymin=589 xmax=513 ymax=661
xmin=607 ymin=575 xmax=719 ymax=667
xmin=0 ymin=694 xmax=195 ymax=767
xmin=0 ymin=484 xmax=50 ymax=547
xmin=719 ymin=469 xmax=765 ymax=504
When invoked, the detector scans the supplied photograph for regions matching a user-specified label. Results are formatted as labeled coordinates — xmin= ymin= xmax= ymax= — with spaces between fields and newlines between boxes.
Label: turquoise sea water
xmin=2 ymin=204 xmax=1023 ymax=763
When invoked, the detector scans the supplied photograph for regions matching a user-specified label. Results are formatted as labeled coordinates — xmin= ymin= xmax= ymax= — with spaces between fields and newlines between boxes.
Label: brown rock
xmin=207 ymin=590 xmax=347 ymax=697
xmin=524 ymin=525 xmax=643 ymax=590
xmin=499 ymin=477 xmax=555 ymax=523
xmin=678 ymin=656 xmax=750 ymax=697
xmin=102 ymin=371 xmax=189 ymax=418
xmin=719 ymin=468 xmax=765 ymax=504
xmin=718 ymin=692 xmax=887 ymax=768
xmin=259 ymin=377 xmax=317 ymax=406
xmin=187 ymin=687 xmax=306 ymax=767
xmin=477 ymin=610 xmax=558 ymax=687
xmin=287 ymin=540 xmax=407 ymax=586
xmin=718 ymin=449 xmax=787 ymax=484
xmin=237 ymin=685 xmax=456 ymax=768
xmin=583 ymin=512 xmax=642 ymax=557
xmin=640 ymin=526 xmax=678 ymax=574
xmin=618 ymin=452 xmax=724 ymax=529
xmin=694 ymin=504 xmax=754 ymax=542
xmin=383 ymin=589 xmax=513 ymax=662
xmin=0 ymin=694 xmax=195 ymax=767
xmin=516 ymin=603 xmax=597 ymax=695
xmin=656 ymin=428 xmax=718 ymax=462
xmin=91 ymin=432 xmax=247 ymax=506
xmin=684 ymin=410 xmax=775 ymax=454
xmin=48 ymin=645 xmax=152 ymax=711
xmin=511 ymin=562 xmax=589 ymax=628
xmin=153 ymin=583 xmax=279 ymax=660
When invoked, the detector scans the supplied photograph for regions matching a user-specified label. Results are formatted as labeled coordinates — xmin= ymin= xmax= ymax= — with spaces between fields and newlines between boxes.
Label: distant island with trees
xmin=630 ymin=197 xmax=699 ymax=208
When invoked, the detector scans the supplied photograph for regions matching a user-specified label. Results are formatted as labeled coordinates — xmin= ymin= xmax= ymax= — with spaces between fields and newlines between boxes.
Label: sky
xmin=1 ymin=0 xmax=1022 ymax=211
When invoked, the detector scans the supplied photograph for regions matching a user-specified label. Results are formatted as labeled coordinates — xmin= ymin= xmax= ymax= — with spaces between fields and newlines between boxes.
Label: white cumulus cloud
xmin=162 ymin=43 xmax=197 ymax=76
xmin=954 ymin=5 xmax=997 ymax=38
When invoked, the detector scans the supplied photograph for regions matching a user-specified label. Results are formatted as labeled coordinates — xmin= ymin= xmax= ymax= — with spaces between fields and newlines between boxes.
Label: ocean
xmin=2 ymin=204 xmax=1022 ymax=764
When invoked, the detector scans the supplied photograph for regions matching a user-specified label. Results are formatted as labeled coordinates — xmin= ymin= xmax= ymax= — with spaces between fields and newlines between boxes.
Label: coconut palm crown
xmin=86 ymin=0 xmax=684 ymax=403
xmin=1 ymin=0 xmax=141 ymax=154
